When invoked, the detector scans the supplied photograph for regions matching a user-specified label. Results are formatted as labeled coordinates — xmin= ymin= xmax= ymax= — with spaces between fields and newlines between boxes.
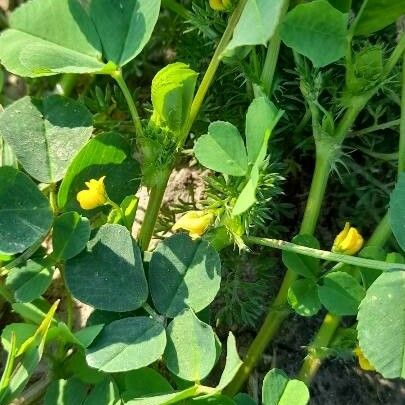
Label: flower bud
xmin=150 ymin=62 xmax=198 ymax=135
xmin=354 ymin=347 xmax=375 ymax=371
xmin=209 ymin=0 xmax=233 ymax=11
xmin=332 ymin=222 xmax=363 ymax=256
xmin=76 ymin=176 xmax=108 ymax=210
xmin=172 ymin=210 xmax=215 ymax=239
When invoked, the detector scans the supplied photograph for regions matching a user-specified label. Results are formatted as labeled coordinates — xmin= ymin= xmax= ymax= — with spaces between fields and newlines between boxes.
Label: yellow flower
xmin=209 ymin=0 xmax=233 ymax=11
xmin=354 ymin=347 xmax=375 ymax=371
xmin=172 ymin=210 xmax=215 ymax=239
xmin=76 ymin=176 xmax=108 ymax=210
xmin=332 ymin=222 xmax=363 ymax=255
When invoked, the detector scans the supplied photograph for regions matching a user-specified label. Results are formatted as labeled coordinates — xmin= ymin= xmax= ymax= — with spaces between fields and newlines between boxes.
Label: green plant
xmin=1 ymin=0 xmax=405 ymax=404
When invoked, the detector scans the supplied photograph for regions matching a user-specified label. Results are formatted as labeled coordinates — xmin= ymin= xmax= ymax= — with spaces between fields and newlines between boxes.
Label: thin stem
xmin=137 ymin=0 xmax=248 ymax=251
xmin=179 ymin=0 xmax=248 ymax=146
xmin=112 ymin=70 xmax=144 ymax=138
xmin=260 ymin=0 xmax=290 ymax=96
xmin=55 ymin=74 xmax=78 ymax=97
xmin=297 ymin=313 xmax=341 ymax=384
xmin=296 ymin=213 xmax=392 ymax=385
xmin=350 ymin=119 xmax=400 ymax=137
xmin=138 ymin=169 xmax=171 ymax=251
xmin=299 ymin=143 xmax=333 ymax=234
xmin=162 ymin=0 xmax=192 ymax=19
xmin=399 ymin=52 xmax=405 ymax=175
xmin=295 ymin=50 xmax=405 ymax=387
xmin=245 ymin=236 xmax=403 ymax=272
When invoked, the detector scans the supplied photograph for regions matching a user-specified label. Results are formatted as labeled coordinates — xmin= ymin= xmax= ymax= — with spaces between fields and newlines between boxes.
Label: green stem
xmin=299 ymin=142 xmax=334 ymax=234
xmin=137 ymin=0 xmax=248 ymax=251
xmin=399 ymin=53 xmax=405 ymax=175
xmin=161 ymin=0 xmax=192 ymax=19
xmin=260 ymin=0 xmax=289 ymax=96
xmin=56 ymin=74 xmax=78 ymax=97
xmin=296 ymin=215 xmax=392 ymax=385
xmin=138 ymin=169 xmax=171 ymax=251
xmin=112 ymin=70 xmax=144 ymax=138
xmin=297 ymin=313 xmax=341 ymax=383
xmin=245 ymin=236 xmax=403 ymax=272
xmin=296 ymin=51 xmax=405 ymax=387
xmin=180 ymin=0 xmax=248 ymax=146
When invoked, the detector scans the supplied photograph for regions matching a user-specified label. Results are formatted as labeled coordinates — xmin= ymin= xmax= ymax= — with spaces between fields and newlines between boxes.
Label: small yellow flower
xmin=76 ymin=176 xmax=108 ymax=210
xmin=332 ymin=222 xmax=364 ymax=255
xmin=209 ymin=0 xmax=233 ymax=11
xmin=172 ymin=210 xmax=215 ymax=239
xmin=354 ymin=347 xmax=375 ymax=371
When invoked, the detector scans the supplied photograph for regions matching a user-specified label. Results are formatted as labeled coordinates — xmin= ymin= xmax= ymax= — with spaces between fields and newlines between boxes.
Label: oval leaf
xmin=194 ymin=121 xmax=248 ymax=176
xmin=58 ymin=132 xmax=141 ymax=211
xmin=65 ymin=224 xmax=148 ymax=312
xmin=282 ymin=234 xmax=320 ymax=279
xmin=53 ymin=212 xmax=91 ymax=260
xmin=357 ymin=271 xmax=405 ymax=378
xmin=0 ymin=167 xmax=53 ymax=254
xmin=6 ymin=259 xmax=54 ymax=302
xmin=0 ymin=95 xmax=93 ymax=183
xmin=287 ymin=279 xmax=321 ymax=317
xmin=149 ymin=233 xmax=221 ymax=317
xmin=280 ymin=0 xmax=348 ymax=67
xmin=86 ymin=317 xmax=166 ymax=373
xmin=164 ymin=309 xmax=217 ymax=381
xmin=318 ymin=272 xmax=365 ymax=316
xmin=0 ymin=0 xmax=106 ymax=77
xmin=262 ymin=369 xmax=309 ymax=405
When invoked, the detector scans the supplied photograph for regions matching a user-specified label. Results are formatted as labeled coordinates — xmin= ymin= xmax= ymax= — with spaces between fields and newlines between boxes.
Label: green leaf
xmin=164 ymin=309 xmax=217 ymax=381
xmin=6 ymin=260 xmax=54 ymax=303
xmin=0 ymin=0 xmax=107 ymax=77
xmin=233 ymin=393 xmax=257 ymax=405
xmin=44 ymin=379 xmax=88 ymax=405
xmin=53 ymin=212 xmax=91 ymax=261
xmin=74 ymin=324 xmax=104 ymax=348
xmin=83 ymin=378 xmax=120 ymax=405
xmin=353 ymin=0 xmax=405 ymax=36
xmin=390 ymin=173 xmax=405 ymax=252
xmin=232 ymin=159 xmax=260 ymax=216
xmin=149 ymin=233 xmax=221 ymax=317
xmin=194 ymin=121 xmax=248 ymax=176
xmin=1 ymin=323 xmax=37 ymax=353
xmin=0 ymin=167 xmax=53 ymax=255
xmin=288 ymin=279 xmax=321 ymax=317
xmin=282 ymin=234 xmax=320 ymax=280
xmin=64 ymin=350 xmax=105 ymax=384
xmin=87 ymin=0 xmax=161 ymax=66
xmin=357 ymin=271 xmax=405 ymax=378
xmin=223 ymin=0 xmax=286 ymax=55
xmin=150 ymin=62 xmax=198 ymax=134
xmin=318 ymin=272 xmax=365 ymax=316
xmin=192 ymin=396 xmax=236 ymax=404
xmin=0 ymin=95 xmax=93 ymax=183
xmin=245 ymin=97 xmax=282 ymax=165
xmin=357 ymin=246 xmax=386 ymax=289
xmin=280 ymin=0 xmax=348 ymax=67
xmin=86 ymin=317 xmax=166 ymax=373
xmin=58 ymin=132 xmax=141 ymax=211
xmin=216 ymin=332 xmax=243 ymax=390
xmin=262 ymin=369 xmax=309 ymax=405
xmin=65 ymin=224 xmax=148 ymax=312
xmin=125 ymin=386 xmax=197 ymax=405
xmin=0 ymin=302 xmax=57 ymax=404
xmin=107 ymin=195 xmax=138 ymax=230
xmin=122 ymin=368 xmax=174 ymax=402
